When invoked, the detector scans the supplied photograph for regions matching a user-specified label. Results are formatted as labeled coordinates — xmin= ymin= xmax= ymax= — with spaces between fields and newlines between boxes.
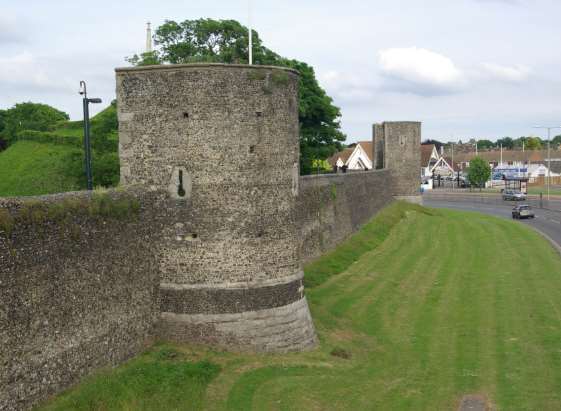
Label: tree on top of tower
xmin=125 ymin=18 xmax=346 ymax=175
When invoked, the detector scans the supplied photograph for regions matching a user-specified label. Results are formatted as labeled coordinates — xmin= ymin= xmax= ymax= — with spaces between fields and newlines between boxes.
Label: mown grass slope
xmin=0 ymin=141 xmax=82 ymax=196
xmin=38 ymin=203 xmax=561 ymax=410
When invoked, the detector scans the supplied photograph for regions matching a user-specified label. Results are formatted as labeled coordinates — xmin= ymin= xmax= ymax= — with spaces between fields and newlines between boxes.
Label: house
xmin=328 ymin=141 xmax=373 ymax=171
xmin=421 ymin=144 xmax=457 ymax=177
xmin=452 ymin=149 xmax=561 ymax=179
xmin=421 ymin=145 xmax=439 ymax=177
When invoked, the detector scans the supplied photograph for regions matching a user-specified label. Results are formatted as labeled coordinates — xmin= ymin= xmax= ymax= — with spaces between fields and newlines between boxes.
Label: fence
xmin=424 ymin=191 xmax=561 ymax=212
xmin=529 ymin=176 xmax=561 ymax=186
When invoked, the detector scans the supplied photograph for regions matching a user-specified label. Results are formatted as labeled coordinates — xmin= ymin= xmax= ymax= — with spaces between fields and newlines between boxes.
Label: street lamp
xmin=533 ymin=125 xmax=561 ymax=201
xmin=79 ymin=81 xmax=102 ymax=190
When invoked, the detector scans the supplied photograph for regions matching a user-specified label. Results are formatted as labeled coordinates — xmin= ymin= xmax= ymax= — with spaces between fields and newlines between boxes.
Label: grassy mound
xmin=0 ymin=141 xmax=82 ymax=196
xmin=37 ymin=203 xmax=561 ymax=410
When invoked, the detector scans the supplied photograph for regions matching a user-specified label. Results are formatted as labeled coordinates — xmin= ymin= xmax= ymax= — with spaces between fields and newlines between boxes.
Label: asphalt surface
xmin=423 ymin=196 xmax=561 ymax=252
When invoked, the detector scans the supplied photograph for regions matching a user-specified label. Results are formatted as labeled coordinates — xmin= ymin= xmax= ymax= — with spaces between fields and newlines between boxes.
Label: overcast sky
xmin=2 ymin=0 xmax=561 ymax=143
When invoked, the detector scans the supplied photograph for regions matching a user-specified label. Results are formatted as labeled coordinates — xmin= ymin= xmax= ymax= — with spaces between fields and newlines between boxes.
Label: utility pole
xmin=500 ymin=143 xmax=503 ymax=166
xmin=533 ymin=125 xmax=561 ymax=201
xmin=451 ymin=142 xmax=455 ymax=189
xmin=79 ymin=81 xmax=102 ymax=191
xmin=248 ymin=0 xmax=253 ymax=65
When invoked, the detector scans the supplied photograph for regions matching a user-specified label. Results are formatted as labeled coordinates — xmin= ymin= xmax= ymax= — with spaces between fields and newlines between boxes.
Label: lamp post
xmin=533 ymin=125 xmax=561 ymax=201
xmin=79 ymin=81 xmax=102 ymax=191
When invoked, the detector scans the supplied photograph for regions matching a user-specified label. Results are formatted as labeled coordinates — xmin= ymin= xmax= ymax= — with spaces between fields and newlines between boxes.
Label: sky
xmin=2 ymin=0 xmax=561 ymax=143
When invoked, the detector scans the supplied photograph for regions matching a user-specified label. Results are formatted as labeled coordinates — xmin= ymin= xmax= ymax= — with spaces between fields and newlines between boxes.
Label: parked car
xmin=512 ymin=205 xmax=535 ymax=219
xmin=503 ymin=190 xmax=526 ymax=201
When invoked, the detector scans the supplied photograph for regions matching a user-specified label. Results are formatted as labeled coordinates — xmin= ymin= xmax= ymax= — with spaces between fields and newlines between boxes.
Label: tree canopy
xmin=476 ymin=139 xmax=494 ymax=150
xmin=0 ymin=102 xmax=69 ymax=143
xmin=496 ymin=137 xmax=514 ymax=149
xmin=127 ymin=18 xmax=346 ymax=174
xmin=467 ymin=156 xmax=491 ymax=190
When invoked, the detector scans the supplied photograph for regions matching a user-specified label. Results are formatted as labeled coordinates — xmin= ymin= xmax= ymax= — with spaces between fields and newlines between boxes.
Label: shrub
xmin=15 ymin=130 xmax=82 ymax=147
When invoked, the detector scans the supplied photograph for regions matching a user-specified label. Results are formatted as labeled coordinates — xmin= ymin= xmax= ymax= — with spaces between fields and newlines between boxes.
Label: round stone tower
xmin=115 ymin=63 xmax=316 ymax=352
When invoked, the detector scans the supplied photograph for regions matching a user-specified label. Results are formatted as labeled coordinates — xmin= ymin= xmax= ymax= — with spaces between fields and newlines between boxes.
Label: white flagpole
xmin=248 ymin=0 xmax=253 ymax=65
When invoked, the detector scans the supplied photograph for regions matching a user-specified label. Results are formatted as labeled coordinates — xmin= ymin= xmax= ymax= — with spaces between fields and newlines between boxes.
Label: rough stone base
xmin=394 ymin=195 xmax=423 ymax=205
xmin=157 ymin=298 xmax=317 ymax=353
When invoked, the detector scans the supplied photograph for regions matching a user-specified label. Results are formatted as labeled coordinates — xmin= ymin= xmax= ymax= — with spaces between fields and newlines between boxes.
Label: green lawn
xmin=527 ymin=186 xmax=561 ymax=196
xmin=38 ymin=202 xmax=561 ymax=411
xmin=0 ymin=141 xmax=82 ymax=197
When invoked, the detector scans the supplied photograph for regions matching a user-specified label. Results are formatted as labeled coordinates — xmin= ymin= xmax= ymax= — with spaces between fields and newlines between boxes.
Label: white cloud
xmin=318 ymin=70 xmax=377 ymax=103
xmin=480 ymin=62 xmax=530 ymax=82
xmin=378 ymin=47 xmax=466 ymax=95
xmin=0 ymin=14 xmax=27 ymax=44
xmin=0 ymin=52 xmax=52 ymax=89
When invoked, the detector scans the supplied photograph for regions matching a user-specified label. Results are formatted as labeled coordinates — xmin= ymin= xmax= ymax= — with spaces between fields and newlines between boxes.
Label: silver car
xmin=512 ymin=205 xmax=535 ymax=219
xmin=503 ymin=190 xmax=527 ymax=201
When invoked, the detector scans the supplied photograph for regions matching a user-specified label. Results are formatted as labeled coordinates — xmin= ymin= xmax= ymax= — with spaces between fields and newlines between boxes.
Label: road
xmin=423 ymin=195 xmax=561 ymax=252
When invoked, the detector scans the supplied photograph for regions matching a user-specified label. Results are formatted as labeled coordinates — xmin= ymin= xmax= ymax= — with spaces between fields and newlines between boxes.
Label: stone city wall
xmin=0 ymin=190 xmax=161 ymax=411
xmin=296 ymin=169 xmax=393 ymax=262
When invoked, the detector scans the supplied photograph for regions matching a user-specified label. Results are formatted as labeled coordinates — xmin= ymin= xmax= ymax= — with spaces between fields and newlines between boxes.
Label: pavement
xmin=423 ymin=193 xmax=561 ymax=253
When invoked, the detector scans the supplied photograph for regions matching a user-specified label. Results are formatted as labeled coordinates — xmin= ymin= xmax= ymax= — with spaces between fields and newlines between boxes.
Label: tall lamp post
xmin=79 ymin=81 xmax=102 ymax=191
xmin=533 ymin=125 xmax=561 ymax=201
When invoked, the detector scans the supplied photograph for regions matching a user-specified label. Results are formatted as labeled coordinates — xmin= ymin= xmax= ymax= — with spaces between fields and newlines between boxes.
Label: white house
xmin=329 ymin=141 xmax=373 ymax=171
xmin=421 ymin=145 xmax=440 ymax=177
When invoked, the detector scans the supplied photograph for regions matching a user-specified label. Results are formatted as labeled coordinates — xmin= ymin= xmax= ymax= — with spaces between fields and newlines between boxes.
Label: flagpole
xmin=248 ymin=0 xmax=253 ymax=65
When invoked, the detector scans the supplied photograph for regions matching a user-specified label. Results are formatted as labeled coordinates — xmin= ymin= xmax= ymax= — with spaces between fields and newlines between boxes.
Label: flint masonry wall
xmin=0 ymin=191 xmax=161 ymax=411
xmin=374 ymin=121 xmax=422 ymax=203
xmin=116 ymin=64 xmax=317 ymax=353
xmin=297 ymin=170 xmax=393 ymax=262
xmin=297 ymin=121 xmax=421 ymax=262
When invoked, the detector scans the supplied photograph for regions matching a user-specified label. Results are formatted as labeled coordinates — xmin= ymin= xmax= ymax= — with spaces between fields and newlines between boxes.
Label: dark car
xmin=512 ymin=205 xmax=535 ymax=219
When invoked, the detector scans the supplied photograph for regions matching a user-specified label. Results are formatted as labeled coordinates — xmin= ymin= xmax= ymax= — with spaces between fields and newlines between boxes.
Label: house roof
xmin=357 ymin=141 xmax=373 ymax=162
xmin=421 ymin=144 xmax=436 ymax=167
xmin=328 ymin=147 xmax=354 ymax=166
xmin=452 ymin=149 xmax=561 ymax=164
xmin=329 ymin=141 xmax=373 ymax=166
xmin=441 ymin=156 xmax=461 ymax=172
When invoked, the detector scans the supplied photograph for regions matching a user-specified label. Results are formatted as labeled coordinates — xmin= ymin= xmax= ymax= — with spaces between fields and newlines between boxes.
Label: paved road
xmin=423 ymin=197 xmax=561 ymax=252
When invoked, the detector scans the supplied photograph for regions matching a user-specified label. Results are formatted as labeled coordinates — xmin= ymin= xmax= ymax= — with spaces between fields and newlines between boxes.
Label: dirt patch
xmin=457 ymin=394 xmax=494 ymax=411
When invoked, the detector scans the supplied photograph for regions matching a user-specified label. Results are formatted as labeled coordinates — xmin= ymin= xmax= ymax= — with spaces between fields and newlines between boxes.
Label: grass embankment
xmin=527 ymin=186 xmax=561 ymax=196
xmin=0 ymin=141 xmax=82 ymax=196
xmin=38 ymin=202 xmax=561 ymax=411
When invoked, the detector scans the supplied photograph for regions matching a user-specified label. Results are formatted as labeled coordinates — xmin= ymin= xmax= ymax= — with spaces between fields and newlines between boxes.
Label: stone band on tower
xmin=116 ymin=63 xmax=317 ymax=352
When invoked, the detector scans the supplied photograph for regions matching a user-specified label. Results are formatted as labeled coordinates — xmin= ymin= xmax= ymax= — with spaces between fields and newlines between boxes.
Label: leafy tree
xmin=551 ymin=135 xmax=561 ymax=148
xmin=0 ymin=109 xmax=5 ymax=134
xmin=513 ymin=136 xmax=542 ymax=150
xmin=497 ymin=137 xmax=514 ymax=149
xmin=467 ymin=156 xmax=491 ymax=191
xmin=526 ymin=136 xmax=542 ymax=150
xmin=126 ymin=51 xmax=160 ymax=66
xmin=477 ymin=139 xmax=494 ymax=150
xmin=2 ymin=102 xmax=69 ymax=143
xmin=0 ymin=110 xmax=6 ymax=151
xmin=128 ymin=18 xmax=345 ymax=174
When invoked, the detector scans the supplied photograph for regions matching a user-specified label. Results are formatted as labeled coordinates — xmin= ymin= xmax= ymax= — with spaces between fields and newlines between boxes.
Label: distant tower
xmin=146 ymin=22 xmax=153 ymax=53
